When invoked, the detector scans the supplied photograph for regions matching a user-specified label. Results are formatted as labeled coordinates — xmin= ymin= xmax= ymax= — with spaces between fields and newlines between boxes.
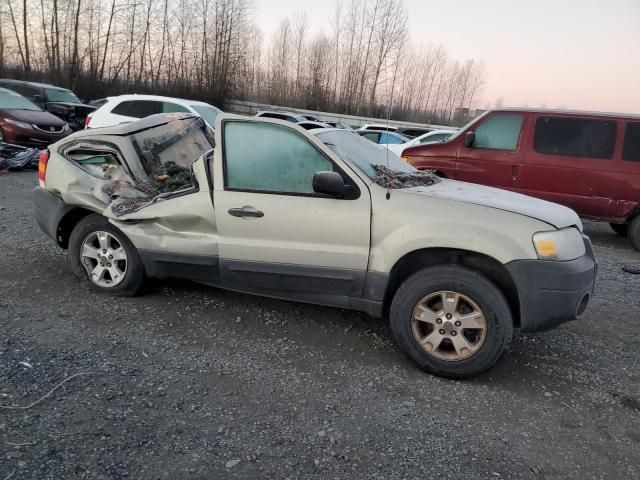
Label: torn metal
xmin=60 ymin=115 xmax=213 ymax=218
xmin=373 ymin=164 xmax=440 ymax=189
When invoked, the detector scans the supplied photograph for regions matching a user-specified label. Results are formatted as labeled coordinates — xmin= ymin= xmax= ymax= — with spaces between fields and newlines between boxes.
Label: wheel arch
xmin=56 ymin=207 xmax=95 ymax=249
xmin=383 ymin=248 xmax=521 ymax=327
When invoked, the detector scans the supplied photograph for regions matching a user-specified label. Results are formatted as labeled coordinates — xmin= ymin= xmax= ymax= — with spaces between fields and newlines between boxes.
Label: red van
xmin=403 ymin=109 xmax=640 ymax=250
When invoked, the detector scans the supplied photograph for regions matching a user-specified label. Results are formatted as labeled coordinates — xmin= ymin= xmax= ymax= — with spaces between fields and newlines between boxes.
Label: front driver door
xmin=456 ymin=112 xmax=525 ymax=191
xmin=213 ymin=119 xmax=372 ymax=306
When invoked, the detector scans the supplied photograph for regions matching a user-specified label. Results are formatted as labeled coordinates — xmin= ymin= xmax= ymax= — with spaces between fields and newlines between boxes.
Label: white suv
xmin=86 ymin=94 xmax=222 ymax=129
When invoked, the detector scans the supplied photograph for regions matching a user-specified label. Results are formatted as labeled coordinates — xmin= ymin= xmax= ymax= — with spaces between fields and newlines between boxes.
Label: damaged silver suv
xmin=34 ymin=113 xmax=597 ymax=379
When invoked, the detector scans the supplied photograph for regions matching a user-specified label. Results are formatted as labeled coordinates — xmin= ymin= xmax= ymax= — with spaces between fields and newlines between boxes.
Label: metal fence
xmin=225 ymin=100 xmax=456 ymax=130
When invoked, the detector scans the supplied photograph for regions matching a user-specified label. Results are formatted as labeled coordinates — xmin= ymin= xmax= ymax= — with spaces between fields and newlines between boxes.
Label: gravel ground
xmin=1 ymin=171 xmax=639 ymax=480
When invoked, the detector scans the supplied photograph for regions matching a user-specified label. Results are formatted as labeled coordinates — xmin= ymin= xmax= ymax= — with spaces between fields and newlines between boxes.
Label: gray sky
xmin=253 ymin=0 xmax=640 ymax=113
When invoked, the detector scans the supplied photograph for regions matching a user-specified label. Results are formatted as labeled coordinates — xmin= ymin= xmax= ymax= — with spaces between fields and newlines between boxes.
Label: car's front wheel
xmin=610 ymin=222 xmax=628 ymax=237
xmin=69 ymin=214 xmax=144 ymax=296
xmin=389 ymin=265 xmax=513 ymax=379
xmin=629 ymin=216 xmax=640 ymax=251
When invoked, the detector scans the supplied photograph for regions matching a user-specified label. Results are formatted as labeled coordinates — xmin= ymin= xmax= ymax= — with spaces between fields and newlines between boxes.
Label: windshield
xmin=0 ymin=92 xmax=41 ymax=111
xmin=316 ymin=130 xmax=416 ymax=180
xmin=191 ymin=104 xmax=221 ymax=127
xmin=45 ymin=88 xmax=82 ymax=103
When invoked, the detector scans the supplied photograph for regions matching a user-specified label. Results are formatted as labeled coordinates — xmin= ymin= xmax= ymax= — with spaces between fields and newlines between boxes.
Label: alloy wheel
xmin=411 ymin=291 xmax=487 ymax=361
xmin=80 ymin=231 xmax=128 ymax=288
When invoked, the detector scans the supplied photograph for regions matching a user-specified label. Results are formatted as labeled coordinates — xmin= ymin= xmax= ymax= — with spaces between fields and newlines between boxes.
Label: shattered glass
xmin=372 ymin=165 xmax=440 ymax=189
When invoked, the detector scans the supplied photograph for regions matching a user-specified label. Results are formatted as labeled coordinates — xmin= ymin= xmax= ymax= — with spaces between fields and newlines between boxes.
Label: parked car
xmin=388 ymin=129 xmax=457 ymax=156
xmin=396 ymin=127 xmax=434 ymax=139
xmin=33 ymin=113 xmax=596 ymax=379
xmin=88 ymin=98 xmax=109 ymax=108
xmin=358 ymin=130 xmax=410 ymax=147
xmin=302 ymin=114 xmax=322 ymax=122
xmin=255 ymin=110 xmax=308 ymax=123
xmin=297 ymin=121 xmax=332 ymax=130
xmin=86 ymin=94 xmax=222 ymax=129
xmin=0 ymin=79 xmax=96 ymax=131
xmin=325 ymin=121 xmax=354 ymax=131
xmin=0 ymin=87 xmax=71 ymax=147
xmin=402 ymin=108 xmax=640 ymax=250
xmin=359 ymin=123 xmax=398 ymax=132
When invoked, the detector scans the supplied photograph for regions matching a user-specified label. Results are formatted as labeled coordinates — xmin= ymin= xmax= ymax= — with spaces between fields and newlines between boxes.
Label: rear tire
xmin=69 ymin=214 xmax=144 ymax=296
xmin=610 ymin=222 xmax=628 ymax=237
xmin=389 ymin=265 xmax=513 ymax=379
xmin=629 ymin=216 xmax=640 ymax=251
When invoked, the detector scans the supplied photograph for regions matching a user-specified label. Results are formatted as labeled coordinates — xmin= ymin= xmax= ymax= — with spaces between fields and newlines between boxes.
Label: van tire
xmin=610 ymin=223 xmax=628 ymax=237
xmin=389 ymin=265 xmax=513 ymax=379
xmin=69 ymin=214 xmax=144 ymax=296
xmin=629 ymin=216 xmax=640 ymax=251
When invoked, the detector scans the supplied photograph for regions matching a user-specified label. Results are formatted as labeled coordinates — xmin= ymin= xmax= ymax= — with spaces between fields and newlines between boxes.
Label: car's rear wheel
xmin=69 ymin=214 xmax=144 ymax=296
xmin=629 ymin=216 xmax=640 ymax=251
xmin=389 ymin=265 xmax=513 ymax=379
xmin=610 ymin=222 xmax=628 ymax=237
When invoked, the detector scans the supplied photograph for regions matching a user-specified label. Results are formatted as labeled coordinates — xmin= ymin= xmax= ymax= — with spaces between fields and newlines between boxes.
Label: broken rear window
xmin=131 ymin=116 xmax=213 ymax=177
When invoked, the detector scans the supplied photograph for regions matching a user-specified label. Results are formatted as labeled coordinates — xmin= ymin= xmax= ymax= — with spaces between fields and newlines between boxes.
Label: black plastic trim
xmin=33 ymin=187 xmax=76 ymax=246
xmin=506 ymin=235 xmax=597 ymax=333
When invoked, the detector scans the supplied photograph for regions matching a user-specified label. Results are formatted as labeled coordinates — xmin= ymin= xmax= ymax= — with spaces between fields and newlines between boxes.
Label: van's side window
xmin=474 ymin=114 xmax=524 ymax=151
xmin=623 ymin=122 xmax=640 ymax=162
xmin=534 ymin=117 xmax=617 ymax=159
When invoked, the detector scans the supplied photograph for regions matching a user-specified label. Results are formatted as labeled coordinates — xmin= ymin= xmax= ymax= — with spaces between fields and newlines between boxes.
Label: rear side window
xmin=534 ymin=116 xmax=617 ymax=159
xmin=259 ymin=113 xmax=290 ymax=121
xmin=362 ymin=132 xmax=380 ymax=143
xmin=623 ymin=122 xmax=640 ymax=162
xmin=224 ymin=122 xmax=333 ymax=194
xmin=474 ymin=114 xmax=524 ymax=151
xmin=112 ymin=100 xmax=162 ymax=118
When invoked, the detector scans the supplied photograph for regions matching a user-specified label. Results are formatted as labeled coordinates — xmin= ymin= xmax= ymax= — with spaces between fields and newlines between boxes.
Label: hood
xmin=1 ymin=108 xmax=67 ymax=126
xmin=402 ymin=179 xmax=582 ymax=230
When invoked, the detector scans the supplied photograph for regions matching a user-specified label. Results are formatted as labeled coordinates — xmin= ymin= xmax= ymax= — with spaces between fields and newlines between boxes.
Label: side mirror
xmin=313 ymin=171 xmax=345 ymax=197
xmin=464 ymin=131 xmax=476 ymax=148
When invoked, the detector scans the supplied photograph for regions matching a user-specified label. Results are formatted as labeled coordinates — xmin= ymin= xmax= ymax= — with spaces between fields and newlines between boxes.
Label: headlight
xmin=5 ymin=118 xmax=32 ymax=129
xmin=63 ymin=123 xmax=71 ymax=131
xmin=533 ymin=228 xmax=585 ymax=261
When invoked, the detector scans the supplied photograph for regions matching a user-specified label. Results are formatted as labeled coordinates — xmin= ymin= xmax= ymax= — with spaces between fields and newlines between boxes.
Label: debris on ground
xmin=622 ymin=264 xmax=640 ymax=274
xmin=0 ymin=143 xmax=40 ymax=172
xmin=373 ymin=164 xmax=440 ymax=189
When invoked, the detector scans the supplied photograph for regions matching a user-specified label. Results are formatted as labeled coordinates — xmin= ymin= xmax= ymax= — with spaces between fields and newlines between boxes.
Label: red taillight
xmin=85 ymin=113 xmax=92 ymax=128
xmin=38 ymin=150 xmax=49 ymax=188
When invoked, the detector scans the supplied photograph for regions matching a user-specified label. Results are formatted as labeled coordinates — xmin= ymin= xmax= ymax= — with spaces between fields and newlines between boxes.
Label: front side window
xmin=162 ymin=102 xmax=190 ymax=113
xmin=224 ymin=122 xmax=333 ymax=194
xmin=534 ymin=116 xmax=617 ymax=159
xmin=380 ymin=133 xmax=405 ymax=145
xmin=474 ymin=114 xmax=524 ymax=151
xmin=622 ymin=122 xmax=640 ymax=162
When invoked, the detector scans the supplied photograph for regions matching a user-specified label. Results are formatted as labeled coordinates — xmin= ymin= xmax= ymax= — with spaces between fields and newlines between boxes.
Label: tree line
xmin=0 ymin=0 xmax=486 ymax=125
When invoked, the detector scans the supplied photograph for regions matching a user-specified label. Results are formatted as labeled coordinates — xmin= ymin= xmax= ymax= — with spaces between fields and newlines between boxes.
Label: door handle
xmin=511 ymin=165 xmax=520 ymax=178
xmin=228 ymin=207 xmax=264 ymax=218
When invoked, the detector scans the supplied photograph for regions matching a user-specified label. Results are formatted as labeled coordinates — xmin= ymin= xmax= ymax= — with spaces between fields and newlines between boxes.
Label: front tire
xmin=629 ymin=216 xmax=640 ymax=251
xmin=610 ymin=222 xmax=628 ymax=237
xmin=69 ymin=214 xmax=144 ymax=296
xmin=389 ymin=265 xmax=513 ymax=379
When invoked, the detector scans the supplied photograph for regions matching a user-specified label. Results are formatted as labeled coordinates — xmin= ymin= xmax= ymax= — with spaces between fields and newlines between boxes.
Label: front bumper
xmin=506 ymin=235 xmax=597 ymax=333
